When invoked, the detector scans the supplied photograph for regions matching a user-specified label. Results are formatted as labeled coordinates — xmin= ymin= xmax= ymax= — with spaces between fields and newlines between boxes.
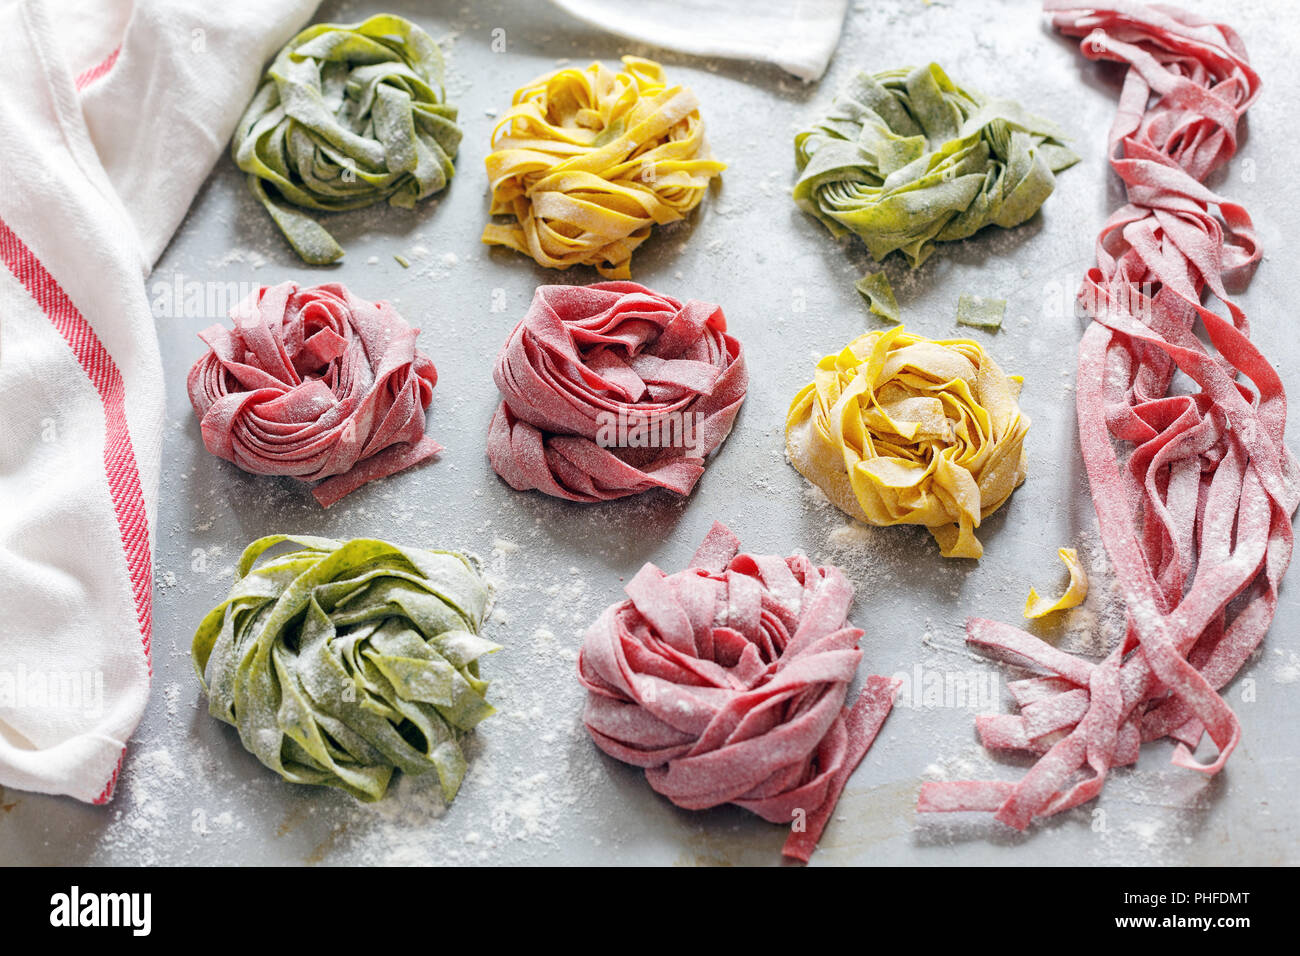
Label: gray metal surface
xmin=2 ymin=0 xmax=1296 ymax=865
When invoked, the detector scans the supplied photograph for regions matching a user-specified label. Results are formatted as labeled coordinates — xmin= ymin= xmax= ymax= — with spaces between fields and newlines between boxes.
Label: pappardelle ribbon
xmin=578 ymin=521 xmax=899 ymax=862
xmin=186 ymin=282 xmax=441 ymax=508
xmin=919 ymin=2 xmax=1300 ymax=830
xmin=786 ymin=327 xmax=1029 ymax=559
xmin=793 ymin=63 xmax=1078 ymax=268
xmin=487 ymin=281 xmax=747 ymax=502
xmin=482 ymin=57 xmax=725 ymax=278
xmin=232 ymin=14 xmax=462 ymax=264
xmin=193 ymin=535 xmax=498 ymax=802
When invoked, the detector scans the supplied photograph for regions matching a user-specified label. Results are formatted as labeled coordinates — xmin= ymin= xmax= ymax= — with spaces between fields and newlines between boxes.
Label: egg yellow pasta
xmin=482 ymin=57 xmax=725 ymax=278
xmin=1024 ymin=548 xmax=1088 ymax=618
xmin=786 ymin=327 xmax=1029 ymax=559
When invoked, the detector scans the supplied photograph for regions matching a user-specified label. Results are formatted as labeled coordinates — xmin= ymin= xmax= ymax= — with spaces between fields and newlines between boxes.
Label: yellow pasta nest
xmin=482 ymin=56 xmax=725 ymax=278
xmin=786 ymin=327 xmax=1029 ymax=559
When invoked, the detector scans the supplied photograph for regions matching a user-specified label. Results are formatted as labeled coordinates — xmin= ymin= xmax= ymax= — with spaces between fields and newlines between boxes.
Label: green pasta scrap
xmin=793 ymin=63 xmax=1078 ymax=268
xmin=232 ymin=15 xmax=462 ymax=265
xmin=192 ymin=535 xmax=499 ymax=802
xmin=855 ymin=270 xmax=901 ymax=322
xmin=956 ymin=294 xmax=1007 ymax=329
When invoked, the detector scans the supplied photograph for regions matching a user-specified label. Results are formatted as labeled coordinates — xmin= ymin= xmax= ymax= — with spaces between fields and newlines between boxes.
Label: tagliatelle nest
xmin=486 ymin=281 xmax=747 ymax=501
xmin=793 ymin=63 xmax=1077 ymax=268
xmin=193 ymin=535 xmax=498 ymax=802
xmin=577 ymin=521 xmax=900 ymax=862
xmin=232 ymin=15 xmax=462 ymax=264
xmin=785 ymin=327 xmax=1029 ymax=559
xmin=481 ymin=56 xmax=725 ymax=278
xmin=185 ymin=281 xmax=441 ymax=508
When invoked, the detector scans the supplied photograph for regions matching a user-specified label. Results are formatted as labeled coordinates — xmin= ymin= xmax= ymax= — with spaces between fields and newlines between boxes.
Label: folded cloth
xmin=547 ymin=0 xmax=848 ymax=81
xmin=0 ymin=0 xmax=317 ymax=804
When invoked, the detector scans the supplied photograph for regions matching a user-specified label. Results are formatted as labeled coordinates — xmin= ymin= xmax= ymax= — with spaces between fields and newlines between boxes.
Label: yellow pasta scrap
xmin=1024 ymin=548 xmax=1089 ymax=618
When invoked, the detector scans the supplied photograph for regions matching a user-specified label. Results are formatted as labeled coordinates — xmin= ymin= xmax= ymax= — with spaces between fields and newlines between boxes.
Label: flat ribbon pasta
xmin=481 ymin=56 xmax=725 ymax=278
xmin=919 ymin=2 xmax=1300 ymax=830
xmin=1023 ymin=548 xmax=1088 ymax=618
xmin=187 ymin=282 xmax=441 ymax=508
xmin=578 ymin=521 xmax=900 ymax=862
xmin=192 ymin=535 xmax=498 ymax=802
xmin=232 ymin=14 xmax=461 ymax=264
xmin=786 ymin=327 xmax=1029 ymax=559
xmin=487 ymin=281 xmax=747 ymax=502
xmin=793 ymin=63 xmax=1078 ymax=268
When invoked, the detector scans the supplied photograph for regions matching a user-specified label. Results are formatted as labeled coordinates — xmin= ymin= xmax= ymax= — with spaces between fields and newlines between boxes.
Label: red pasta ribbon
xmin=919 ymin=2 xmax=1300 ymax=829
xmin=578 ymin=521 xmax=899 ymax=861
xmin=486 ymin=282 xmax=747 ymax=502
xmin=187 ymin=282 xmax=441 ymax=507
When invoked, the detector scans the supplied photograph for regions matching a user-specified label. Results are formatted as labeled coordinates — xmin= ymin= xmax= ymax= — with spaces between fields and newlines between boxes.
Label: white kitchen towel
xmin=0 ymin=0 xmax=318 ymax=804
xmin=547 ymin=0 xmax=849 ymax=81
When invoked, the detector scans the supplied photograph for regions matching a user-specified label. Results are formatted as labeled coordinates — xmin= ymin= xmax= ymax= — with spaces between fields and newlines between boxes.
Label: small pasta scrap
xmin=1023 ymin=548 xmax=1089 ymax=619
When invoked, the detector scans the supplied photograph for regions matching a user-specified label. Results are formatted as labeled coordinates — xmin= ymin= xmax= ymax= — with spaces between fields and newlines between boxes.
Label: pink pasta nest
xmin=578 ymin=521 xmax=899 ymax=862
xmin=487 ymin=281 xmax=747 ymax=502
xmin=187 ymin=281 xmax=441 ymax=507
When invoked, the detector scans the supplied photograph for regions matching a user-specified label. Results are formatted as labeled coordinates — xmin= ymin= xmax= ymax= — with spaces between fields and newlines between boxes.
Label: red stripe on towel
xmin=74 ymin=45 xmax=120 ymax=91
xmin=0 ymin=216 xmax=153 ymax=804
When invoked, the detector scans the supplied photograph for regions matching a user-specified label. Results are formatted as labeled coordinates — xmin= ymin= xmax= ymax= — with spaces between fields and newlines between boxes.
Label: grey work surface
xmin=3 ymin=0 xmax=1297 ymax=866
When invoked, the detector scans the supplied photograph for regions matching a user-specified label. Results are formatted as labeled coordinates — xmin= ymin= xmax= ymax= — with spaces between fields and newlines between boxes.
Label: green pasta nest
xmin=193 ymin=535 xmax=499 ymax=802
xmin=794 ymin=63 xmax=1078 ymax=268
xmin=232 ymin=14 xmax=462 ymax=264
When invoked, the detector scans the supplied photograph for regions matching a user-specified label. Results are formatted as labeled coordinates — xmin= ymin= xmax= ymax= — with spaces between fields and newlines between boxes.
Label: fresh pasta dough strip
xmin=919 ymin=1 xmax=1299 ymax=829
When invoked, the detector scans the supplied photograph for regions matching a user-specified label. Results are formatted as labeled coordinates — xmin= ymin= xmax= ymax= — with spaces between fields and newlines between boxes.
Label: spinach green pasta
xmin=232 ymin=14 xmax=462 ymax=264
xmin=192 ymin=535 xmax=498 ymax=802
xmin=956 ymin=293 xmax=1007 ymax=329
xmin=855 ymin=270 xmax=900 ymax=322
xmin=793 ymin=63 xmax=1077 ymax=268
